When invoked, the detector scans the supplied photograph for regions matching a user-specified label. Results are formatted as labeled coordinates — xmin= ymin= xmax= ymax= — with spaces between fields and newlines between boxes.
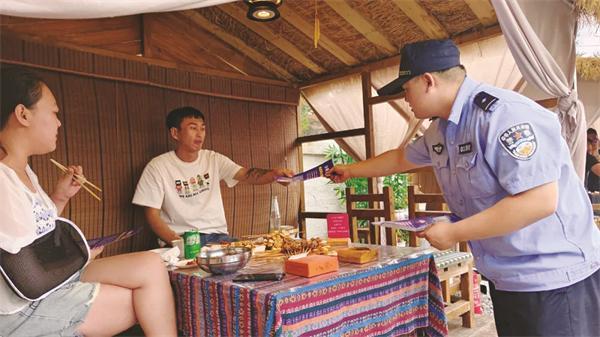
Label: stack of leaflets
xmin=372 ymin=214 xmax=461 ymax=232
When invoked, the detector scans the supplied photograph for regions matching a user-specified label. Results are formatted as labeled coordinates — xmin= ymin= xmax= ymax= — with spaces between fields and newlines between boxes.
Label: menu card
xmin=87 ymin=227 xmax=142 ymax=249
xmin=276 ymin=159 xmax=334 ymax=183
xmin=372 ymin=214 xmax=461 ymax=232
xmin=327 ymin=213 xmax=350 ymax=239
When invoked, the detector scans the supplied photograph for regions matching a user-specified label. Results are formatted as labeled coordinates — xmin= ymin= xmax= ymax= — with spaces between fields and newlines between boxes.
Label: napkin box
xmin=336 ymin=247 xmax=378 ymax=264
xmin=284 ymin=255 xmax=339 ymax=278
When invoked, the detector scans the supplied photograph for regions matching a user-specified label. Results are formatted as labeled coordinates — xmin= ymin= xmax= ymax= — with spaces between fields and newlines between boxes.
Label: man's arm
xmin=420 ymin=181 xmax=558 ymax=250
xmin=144 ymin=207 xmax=181 ymax=244
xmin=591 ymin=163 xmax=600 ymax=177
xmin=328 ymin=148 xmax=424 ymax=183
xmin=234 ymin=167 xmax=293 ymax=185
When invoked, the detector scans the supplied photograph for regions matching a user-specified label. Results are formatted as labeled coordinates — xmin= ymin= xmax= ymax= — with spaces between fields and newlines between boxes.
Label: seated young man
xmin=133 ymin=107 xmax=292 ymax=246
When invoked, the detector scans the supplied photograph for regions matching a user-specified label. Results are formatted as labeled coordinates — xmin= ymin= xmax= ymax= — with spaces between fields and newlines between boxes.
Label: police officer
xmin=328 ymin=39 xmax=600 ymax=336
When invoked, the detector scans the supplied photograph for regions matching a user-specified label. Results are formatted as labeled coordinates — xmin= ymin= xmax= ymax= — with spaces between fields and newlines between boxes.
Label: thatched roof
xmin=0 ymin=0 xmax=501 ymax=85
xmin=577 ymin=57 xmax=600 ymax=81
xmin=577 ymin=0 xmax=600 ymax=21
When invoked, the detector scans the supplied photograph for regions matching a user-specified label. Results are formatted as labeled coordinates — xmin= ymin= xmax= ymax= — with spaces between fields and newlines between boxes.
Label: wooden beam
xmin=295 ymin=128 xmax=366 ymax=144
xmin=391 ymin=0 xmax=448 ymax=39
xmin=368 ymin=91 xmax=405 ymax=105
xmin=219 ymin=4 xmax=325 ymax=74
xmin=4 ymin=29 xmax=294 ymax=87
xmin=324 ymin=0 xmax=396 ymax=54
xmin=464 ymin=0 xmax=498 ymax=27
xmin=141 ymin=14 xmax=151 ymax=58
xmin=301 ymin=24 xmax=503 ymax=89
xmin=181 ymin=10 xmax=298 ymax=82
xmin=278 ymin=5 xmax=359 ymax=66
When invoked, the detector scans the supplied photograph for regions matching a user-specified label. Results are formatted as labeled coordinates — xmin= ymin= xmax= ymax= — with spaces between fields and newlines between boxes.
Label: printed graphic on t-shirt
xmin=175 ymin=172 xmax=211 ymax=198
xmin=32 ymin=197 xmax=56 ymax=235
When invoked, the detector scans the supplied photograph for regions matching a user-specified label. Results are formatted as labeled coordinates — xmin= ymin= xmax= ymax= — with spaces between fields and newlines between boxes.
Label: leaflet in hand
xmin=372 ymin=214 xmax=461 ymax=232
xmin=87 ymin=227 xmax=142 ymax=249
xmin=276 ymin=159 xmax=334 ymax=183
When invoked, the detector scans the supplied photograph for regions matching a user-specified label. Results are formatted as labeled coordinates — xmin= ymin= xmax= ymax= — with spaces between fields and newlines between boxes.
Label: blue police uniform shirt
xmin=406 ymin=76 xmax=600 ymax=291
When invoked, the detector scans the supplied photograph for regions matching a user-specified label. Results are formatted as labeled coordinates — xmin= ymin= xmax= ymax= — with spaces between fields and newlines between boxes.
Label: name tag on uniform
xmin=458 ymin=142 xmax=472 ymax=154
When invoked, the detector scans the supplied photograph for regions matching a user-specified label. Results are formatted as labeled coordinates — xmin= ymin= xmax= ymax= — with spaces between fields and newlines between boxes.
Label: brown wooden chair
xmin=408 ymin=185 xmax=475 ymax=328
xmin=346 ymin=186 xmax=396 ymax=246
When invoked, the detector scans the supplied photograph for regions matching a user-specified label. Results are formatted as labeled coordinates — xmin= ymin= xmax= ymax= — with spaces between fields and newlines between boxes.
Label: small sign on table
xmin=327 ymin=213 xmax=350 ymax=246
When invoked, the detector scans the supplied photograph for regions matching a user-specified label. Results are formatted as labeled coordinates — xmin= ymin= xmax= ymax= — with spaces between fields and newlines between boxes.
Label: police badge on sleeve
xmin=499 ymin=123 xmax=537 ymax=160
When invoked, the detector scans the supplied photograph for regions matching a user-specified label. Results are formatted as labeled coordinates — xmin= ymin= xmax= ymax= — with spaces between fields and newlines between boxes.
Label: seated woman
xmin=0 ymin=66 xmax=177 ymax=337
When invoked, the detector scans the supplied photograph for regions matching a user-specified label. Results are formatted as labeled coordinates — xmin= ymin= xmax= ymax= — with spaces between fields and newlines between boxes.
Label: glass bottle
xmin=269 ymin=196 xmax=281 ymax=232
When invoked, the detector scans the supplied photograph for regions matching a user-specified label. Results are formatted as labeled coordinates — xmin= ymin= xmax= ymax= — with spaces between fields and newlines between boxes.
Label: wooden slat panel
xmin=164 ymin=68 xmax=190 ymax=89
xmin=229 ymin=97 xmax=254 ymax=238
xmin=286 ymin=87 xmax=300 ymax=104
xmin=163 ymin=89 xmax=183 ymax=148
xmin=266 ymin=104 xmax=288 ymax=226
xmin=94 ymin=54 xmax=125 ymax=78
xmin=251 ymin=83 xmax=270 ymax=101
xmin=249 ymin=102 xmax=271 ymax=234
xmin=269 ymin=86 xmax=286 ymax=102
xmin=211 ymin=76 xmax=232 ymax=96
xmin=124 ymin=59 xmax=148 ymax=81
xmin=60 ymin=74 xmax=103 ymax=240
xmin=127 ymin=84 xmax=168 ymax=251
xmin=282 ymin=105 xmax=300 ymax=228
xmin=23 ymin=40 xmax=59 ymax=67
xmin=59 ymin=48 xmax=94 ymax=73
xmin=95 ymin=80 xmax=135 ymax=256
xmin=189 ymin=72 xmax=212 ymax=93
xmin=209 ymin=96 xmax=235 ymax=231
xmin=1 ymin=34 xmax=23 ymax=61
xmin=148 ymin=64 xmax=166 ymax=85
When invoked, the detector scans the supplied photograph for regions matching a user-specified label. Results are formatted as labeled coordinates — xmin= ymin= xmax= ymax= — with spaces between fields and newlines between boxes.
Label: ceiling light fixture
xmin=244 ymin=0 xmax=283 ymax=22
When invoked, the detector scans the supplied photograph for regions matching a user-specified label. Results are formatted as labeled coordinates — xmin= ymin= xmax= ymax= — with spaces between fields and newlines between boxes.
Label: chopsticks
xmin=49 ymin=158 xmax=102 ymax=201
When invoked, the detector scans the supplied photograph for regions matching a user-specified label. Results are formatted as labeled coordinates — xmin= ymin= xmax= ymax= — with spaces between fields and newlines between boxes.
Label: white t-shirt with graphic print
xmin=132 ymin=150 xmax=242 ymax=234
xmin=0 ymin=162 xmax=58 ymax=314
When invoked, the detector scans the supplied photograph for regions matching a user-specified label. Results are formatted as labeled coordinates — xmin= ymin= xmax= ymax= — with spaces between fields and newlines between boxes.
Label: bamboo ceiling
xmin=0 ymin=0 xmax=500 ymax=86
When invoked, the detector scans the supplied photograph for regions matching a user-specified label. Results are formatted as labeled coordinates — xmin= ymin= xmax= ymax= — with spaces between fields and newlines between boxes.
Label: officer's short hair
xmin=431 ymin=65 xmax=466 ymax=82
xmin=166 ymin=107 xmax=205 ymax=130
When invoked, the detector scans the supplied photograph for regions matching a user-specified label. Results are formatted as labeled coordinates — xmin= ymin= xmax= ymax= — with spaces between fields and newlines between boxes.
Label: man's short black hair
xmin=588 ymin=128 xmax=598 ymax=136
xmin=166 ymin=107 xmax=205 ymax=130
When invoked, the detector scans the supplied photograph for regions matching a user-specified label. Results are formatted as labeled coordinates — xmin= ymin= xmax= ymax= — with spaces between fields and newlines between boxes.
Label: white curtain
xmin=582 ymin=79 xmax=600 ymax=126
xmin=491 ymin=0 xmax=586 ymax=179
xmin=0 ymin=0 xmax=234 ymax=18
xmin=302 ymin=35 xmax=522 ymax=161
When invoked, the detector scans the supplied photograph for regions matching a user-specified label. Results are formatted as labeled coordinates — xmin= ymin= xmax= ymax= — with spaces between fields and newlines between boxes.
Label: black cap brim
xmin=377 ymin=76 xmax=410 ymax=96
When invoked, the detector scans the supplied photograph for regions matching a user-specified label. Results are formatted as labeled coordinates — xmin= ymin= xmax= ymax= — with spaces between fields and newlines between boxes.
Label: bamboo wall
xmin=1 ymin=35 xmax=301 ymax=256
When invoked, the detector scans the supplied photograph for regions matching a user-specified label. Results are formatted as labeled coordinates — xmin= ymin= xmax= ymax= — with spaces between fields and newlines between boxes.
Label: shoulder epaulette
xmin=473 ymin=91 xmax=499 ymax=112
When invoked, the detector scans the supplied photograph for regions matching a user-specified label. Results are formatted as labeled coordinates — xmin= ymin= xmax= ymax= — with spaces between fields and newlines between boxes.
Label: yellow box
xmin=336 ymin=247 xmax=378 ymax=264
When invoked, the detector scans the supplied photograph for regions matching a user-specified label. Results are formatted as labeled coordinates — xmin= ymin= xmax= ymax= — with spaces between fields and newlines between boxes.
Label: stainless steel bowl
xmin=195 ymin=247 xmax=252 ymax=275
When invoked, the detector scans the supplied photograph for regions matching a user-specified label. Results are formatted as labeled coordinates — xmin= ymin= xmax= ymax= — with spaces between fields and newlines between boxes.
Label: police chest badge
xmin=499 ymin=123 xmax=537 ymax=160
xmin=432 ymin=143 xmax=444 ymax=155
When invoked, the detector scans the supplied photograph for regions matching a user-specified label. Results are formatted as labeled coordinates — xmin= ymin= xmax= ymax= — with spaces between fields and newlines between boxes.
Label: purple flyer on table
xmin=372 ymin=214 xmax=461 ymax=232
xmin=276 ymin=159 xmax=334 ymax=183
xmin=87 ymin=227 xmax=142 ymax=249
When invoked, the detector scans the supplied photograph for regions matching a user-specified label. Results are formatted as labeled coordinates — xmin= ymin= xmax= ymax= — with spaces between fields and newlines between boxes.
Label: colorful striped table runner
xmin=170 ymin=250 xmax=447 ymax=337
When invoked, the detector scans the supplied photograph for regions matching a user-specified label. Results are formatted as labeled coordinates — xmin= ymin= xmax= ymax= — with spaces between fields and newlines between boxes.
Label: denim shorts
xmin=0 ymin=273 xmax=99 ymax=337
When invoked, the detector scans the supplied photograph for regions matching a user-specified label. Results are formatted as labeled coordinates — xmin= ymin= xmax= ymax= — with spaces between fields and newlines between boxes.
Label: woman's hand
xmin=90 ymin=246 xmax=104 ymax=260
xmin=55 ymin=165 xmax=84 ymax=199
xmin=51 ymin=165 xmax=83 ymax=214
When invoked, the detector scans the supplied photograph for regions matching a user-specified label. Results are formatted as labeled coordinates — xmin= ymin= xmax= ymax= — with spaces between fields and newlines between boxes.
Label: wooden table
xmin=169 ymin=245 xmax=448 ymax=337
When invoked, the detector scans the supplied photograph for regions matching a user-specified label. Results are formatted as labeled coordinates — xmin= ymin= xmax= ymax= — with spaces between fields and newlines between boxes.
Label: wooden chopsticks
xmin=49 ymin=158 xmax=102 ymax=201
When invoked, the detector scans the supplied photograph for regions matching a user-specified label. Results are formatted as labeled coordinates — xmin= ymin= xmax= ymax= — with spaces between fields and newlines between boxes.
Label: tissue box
xmin=336 ymin=247 xmax=378 ymax=264
xmin=284 ymin=255 xmax=339 ymax=278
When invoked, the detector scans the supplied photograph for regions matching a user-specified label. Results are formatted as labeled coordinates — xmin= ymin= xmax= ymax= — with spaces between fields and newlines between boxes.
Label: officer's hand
xmin=326 ymin=165 xmax=351 ymax=183
xmin=417 ymin=221 xmax=458 ymax=250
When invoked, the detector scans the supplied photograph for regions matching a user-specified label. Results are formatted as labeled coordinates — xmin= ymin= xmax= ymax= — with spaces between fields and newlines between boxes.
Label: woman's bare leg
xmin=77 ymin=284 xmax=136 ymax=336
xmin=79 ymin=252 xmax=177 ymax=337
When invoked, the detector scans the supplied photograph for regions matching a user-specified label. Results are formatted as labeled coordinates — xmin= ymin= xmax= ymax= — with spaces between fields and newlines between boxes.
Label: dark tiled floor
xmin=448 ymin=313 xmax=498 ymax=337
